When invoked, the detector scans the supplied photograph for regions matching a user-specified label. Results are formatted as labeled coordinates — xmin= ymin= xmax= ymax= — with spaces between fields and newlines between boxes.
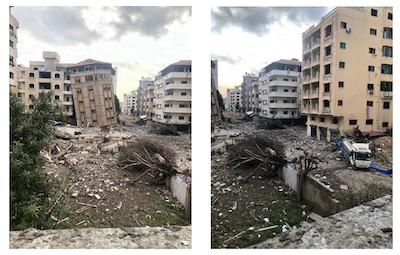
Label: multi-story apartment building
xmin=152 ymin=60 xmax=192 ymax=125
xmin=301 ymin=7 xmax=393 ymax=141
xmin=123 ymin=90 xmax=137 ymax=115
xmin=136 ymin=77 xmax=153 ymax=116
xmin=67 ymin=59 xmax=117 ymax=127
xmin=226 ymin=86 xmax=242 ymax=112
xmin=211 ymin=60 xmax=222 ymax=123
xmin=9 ymin=11 xmax=19 ymax=93
xmin=16 ymin=52 xmax=75 ymax=116
xmin=144 ymin=84 xmax=155 ymax=118
xmin=248 ymin=79 xmax=260 ymax=114
xmin=259 ymin=59 xmax=302 ymax=119
xmin=241 ymin=72 xmax=257 ymax=112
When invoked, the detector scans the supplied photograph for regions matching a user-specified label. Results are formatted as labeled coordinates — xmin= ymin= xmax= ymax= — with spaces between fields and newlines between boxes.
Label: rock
xmin=71 ymin=192 xmax=79 ymax=197
xmin=94 ymin=194 xmax=101 ymax=200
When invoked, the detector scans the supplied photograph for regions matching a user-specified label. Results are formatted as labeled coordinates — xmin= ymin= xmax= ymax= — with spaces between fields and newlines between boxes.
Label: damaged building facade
xmin=153 ymin=60 xmax=192 ymax=126
xmin=136 ymin=77 xmax=153 ymax=116
xmin=241 ymin=72 xmax=257 ymax=112
xmin=258 ymin=59 xmax=302 ymax=119
xmin=123 ymin=90 xmax=137 ymax=115
xmin=9 ymin=11 xmax=19 ymax=94
xmin=211 ymin=60 xmax=222 ymax=123
xmin=226 ymin=86 xmax=242 ymax=112
xmin=301 ymin=7 xmax=393 ymax=141
xmin=67 ymin=59 xmax=118 ymax=127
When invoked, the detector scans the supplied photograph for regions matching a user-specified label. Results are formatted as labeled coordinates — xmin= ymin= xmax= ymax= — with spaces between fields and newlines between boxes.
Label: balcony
xmin=164 ymin=83 xmax=191 ymax=90
xmin=310 ymin=89 xmax=319 ymax=98
xmin=63 ymin=90 xmax=73 ymax=95
xmin=164 ymin=95 xmax=191 ymax=101
xmin=268 ymin=69 xmax=300 ymax=78
xmin=303 ymin=43 xmax=311 ymax=54
xmin=382 ymin=91 xmax=393 ymax=98
xmin=269 ymin=103 xmax=299 ymax=109
xmin=163 ymin=72 xmax=191 ymax=81
xmin=311 ymin=72 xmax=320 ymax=83
xmin=63 ymin=101 xmax=73 ymax=106
xmin=269 ymin=80 xmax=299 ymax=87
xmin=64 ymin=80 xmax=71 ymax=84
xmin=321 ymin=107 xmax=331 ymax=115
xmin=269 ymin=91 xmax=298 ymax=98
xmin=163 ymin=107 xmax=191 ymax=113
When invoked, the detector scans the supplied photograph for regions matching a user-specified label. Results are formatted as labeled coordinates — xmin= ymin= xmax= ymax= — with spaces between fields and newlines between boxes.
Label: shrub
xmin=257 ymin=119 xmax=285 ymax=130
xmin=149 ymin=123 xmax=180 ymax=136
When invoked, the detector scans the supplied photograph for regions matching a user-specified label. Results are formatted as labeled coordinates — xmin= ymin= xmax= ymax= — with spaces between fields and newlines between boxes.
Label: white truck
xmin=341 ymin=139 xmax=371 ymax=168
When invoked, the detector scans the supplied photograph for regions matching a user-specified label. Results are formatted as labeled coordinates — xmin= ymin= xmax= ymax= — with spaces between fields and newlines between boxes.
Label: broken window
xmin=311 ymin=116 xmax=316 ymax=121
xmin=371 ymin=8 xmax=378 ymax=17
xmin=381 ymin=64 xmax=392 ymax=74
xmin=380 ymin=81 xmax=392 ymax=91
xmin=369 ymin=48 xmax=376 ymax=54
xmin=324 ymin=45 xmax=331 ymax=56
xmin=340 ymin=21 xmax=347 ymax=28
xmin=349 ymin=119 xmax=357 ymax=125
xmin=339 ymin=62 xmax=345 ymax=69
xmin=368 ymin=66 xmax=375 ymax=72
xmin=324 ymin=64 xmax=331 ymax=75
xmin=383 ymin=27 xmax=392 ymax=39
xmin=370 ymin=28 xmax=377 ymax=35
xmin=29 ymin=94 xmax=33 ymax=99
xmin=382 ymin=46 xmax=392 ymax=57
xmin=325 ymin=25 xmax=332 ymax=37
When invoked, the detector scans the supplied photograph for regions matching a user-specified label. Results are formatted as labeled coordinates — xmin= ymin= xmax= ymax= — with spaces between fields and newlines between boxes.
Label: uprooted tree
xmin=119 ymin=139 xmax=178 ymax=185
xmin=227 ymin=135 xmax=286 ymax=180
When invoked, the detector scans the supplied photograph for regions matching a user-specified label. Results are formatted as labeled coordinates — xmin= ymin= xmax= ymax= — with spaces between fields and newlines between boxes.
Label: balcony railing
xmin=269 ymin=91 xmax=298 ymax=98
xmin=164 ymin=95 xmax=191 ymax=101
xmin=269 ymin=103 xmax=299 ymax=109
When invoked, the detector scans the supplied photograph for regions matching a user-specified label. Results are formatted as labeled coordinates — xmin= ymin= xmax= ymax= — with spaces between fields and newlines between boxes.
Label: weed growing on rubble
xmin=256 ymin=119 xmax=285 ymax=130
xmin=149 ymin=123 xmax=180 ymax=136
xmin=10 ymin=92 xmax=66 ymax=230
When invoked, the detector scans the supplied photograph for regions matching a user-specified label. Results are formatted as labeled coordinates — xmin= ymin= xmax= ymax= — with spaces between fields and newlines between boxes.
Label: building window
xmin=55 ymin=84 xmax=60 ymax=89
xmin=79 ymin=101 xmax=83 ymax=104
xmin=181 ymin=92 xmax=187 ymax=96
xmin=311 ymin=116 xmax=316 ymax=121
xmin=333 ymin=118 xmax=338 ymax=124
xmin=366 ymin=119 xmax=373 ymax=125
xmin=380 ymin=81 xmax=392 ymax=91
xmin=55 ymin=95 xmax=60 ymax=100
xmin=383 ymin=102 xmax=390 ymax=109
xmin=324 ymin=83 xmax=330 ymax=93
xmin=320 ymin=117 xmax=325 ymax=122
xmin=283 ymin=111 xmax=288 ymax=115
xmin=367 ymin=101 xmax=373 ymax=107
xmin=325 ymin=25 xmax=332 ymax=37
xmin=10 ymin=55 xmax=14 ymax=66
xmin=369 ymin=48 xmax=376 ymax=54
xmin=324 ymin=64 xmax=331 ymax=75
xmin=29 ymin=94 xmax=33 ymax=99
xmin=349 ymin=120 xmax=357 ymax=125
xmin=338 ymin=81 xmax=344 ymax=88
xmin=367 ymin=84 xmax=374 ymax=91
xmin=388 ymin=13 xmax=392 ymax=20
xmin=89 ymin=88 xmax=93 ymax=92
xmin=77 ymin=89 xmax=82 ymax=94
xmin=339 ymin=62 xmax=345 ymax=69
xmin=368 ymin=66 xmax=375 ymax=72
xmin=382 ymin=122 xmax=389 ymax=127
xmin=381 ymin=64 xmax=392 ymax=74
xmin=323 ymin=100 xmax=330 ymax=108
xmin=9 ymin=40 xmax=13 ymax=48
xmin=29 ymin=72 xmax=35 ymax=77
xmin=90 ymin=99 xmax=95 ymax=103
xmin=29 ymin=105 xmax=34 ymax=109
xmin=370 ymin=28 xmax=377 ymax=35
xmin=80 ymin=111 xmax=85 ymax=114
xmin=324 ymin=45 xmax=331 ymax=56
xmin=338 ymin=100 xmax=343 ymax=106
xmin=55 ymin=73 xmax=60 ymax=78
xmin=340 ymin=42 xmax=346 ymax=49
xmin=383 ymin=27 xmax=392 ymax=39
xmin=340 ymin=21 xmax=347 ymax=28
xmin=181 ymin=81 xmax=188 ymax=84
xmin=371 ymin=8 xmax=378 ymax=17
xmin=179 ymin=116 xmax=185 ymax=120
xmin=9 ymin=72 xmax=14 ymax=79
xmin=66 ymin=97 xmax=70 ymax=102
xmin=85 ymin=75 xmax=94 ymax=82
xmin=29 ymin=83 xmax=35 ymax=88
xmin=382 ymin=46 xmax=392 ymax=57
xmin=91 ymin=109 xmax=96 ymax=113
xmin=66 ymin=106 xmax=70 ymax=111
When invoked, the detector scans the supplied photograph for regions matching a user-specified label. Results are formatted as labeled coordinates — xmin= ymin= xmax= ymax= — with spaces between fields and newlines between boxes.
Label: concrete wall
xmin=167 ymin=175 xmax=191 ymax=218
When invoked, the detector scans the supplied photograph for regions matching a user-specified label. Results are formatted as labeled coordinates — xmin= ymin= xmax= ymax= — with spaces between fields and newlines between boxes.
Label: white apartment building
xmin=241 ymin=72 xmax=257 ymax=112
xmin=259 ymin=59 xmax=302 ymax=119
xmin=9 ymin=11 xmax=19 ymax=93
xmin=248 ymin=79 xmax=260 ymax=114
xmin=137 ymin=77 xmax=153 ymax=116
xmin=123 ymin=90 xmax=137 ymax=115
xmin=153 ymin=60 xmax=192 ymax=125
xmin=226 ymin=86 xmax=242 ymax=112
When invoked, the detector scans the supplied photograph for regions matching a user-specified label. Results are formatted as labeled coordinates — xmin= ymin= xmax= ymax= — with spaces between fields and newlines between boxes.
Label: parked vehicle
xmin=341 ymin=138 xmax=371 ymax=168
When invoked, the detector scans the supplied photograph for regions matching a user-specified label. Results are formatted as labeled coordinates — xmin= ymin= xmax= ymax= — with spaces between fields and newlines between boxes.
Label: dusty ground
xmin=43 ymin=116 xmax=191 ymax=230
xmin=211 ymin=117 xmax=392 ymax=248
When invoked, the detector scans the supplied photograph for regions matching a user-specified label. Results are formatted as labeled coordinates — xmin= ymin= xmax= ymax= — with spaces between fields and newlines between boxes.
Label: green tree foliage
xmin=10 ymin=91 xmax=65 ymax=230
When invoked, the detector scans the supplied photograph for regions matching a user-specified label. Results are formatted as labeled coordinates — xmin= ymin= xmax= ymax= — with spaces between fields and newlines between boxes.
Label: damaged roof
xmin=68 ymin=58 xmax=111 ymax=68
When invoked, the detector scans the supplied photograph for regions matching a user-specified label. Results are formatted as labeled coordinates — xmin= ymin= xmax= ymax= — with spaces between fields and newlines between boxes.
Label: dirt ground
xmin=43 ymin=116 xmax=191 ymax=230
xmin=211 ymin=117 xmax=392 ymax=248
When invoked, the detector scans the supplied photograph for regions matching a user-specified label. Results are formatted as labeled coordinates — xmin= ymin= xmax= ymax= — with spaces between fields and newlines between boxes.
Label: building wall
xmin=137 ymin=77 xmax=152 ymax=116
xmin=123 ymin=91 xmax=137 ymax=115
xmin=226 ymin=86 xmax=242 ymax=112
xmin=241 ymin=73 xmax=257 ymax=112
xmin=248 ymin=80 xmax=260 ymax=114
xmin=302 ymin=7 xmax=393 ymax=141
xmin=70 ymin=68 xmax=117 ymax=127
xmin=9 ymin=13 xmax=19 ymax=93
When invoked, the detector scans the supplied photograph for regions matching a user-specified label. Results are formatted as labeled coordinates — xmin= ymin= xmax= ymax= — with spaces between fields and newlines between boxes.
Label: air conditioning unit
xmin=346 ymin=27 xmax=352 ymax=33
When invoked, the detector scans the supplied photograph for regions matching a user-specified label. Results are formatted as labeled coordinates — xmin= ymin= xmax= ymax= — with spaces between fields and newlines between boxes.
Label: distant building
xmin=259 ymin=59 xmax=302 ymax=119
xmin=248 ymin=79 xmax=260 ymax=115
xmin=241 ymin=72 xmax=257 ymax=112
xmin=123 ymin=90 xmax=137 ymax=115
xmin=9 ymin=10 xmax=19 ymax=93
xmin=144 ymin=83 xmax=155 ymax=118
xmin=211 ymin=60 xmax=222 ymax=123
xmin=153 ymin=60 xmax=192 ymax=125
xmin=16 ymin=52 xmax=74 ymax=116
xmin=136 ymin=77 xmax=153 ymax=116
xmin=211 ymin=60 xmax=218 ymax=90
xmin=67 ymin=59 xmax=117 ymax=127
xmin=226 ymin=86 xmax=242 ymax=112
xmin=301 ymin=7 xmax=393 ymax=141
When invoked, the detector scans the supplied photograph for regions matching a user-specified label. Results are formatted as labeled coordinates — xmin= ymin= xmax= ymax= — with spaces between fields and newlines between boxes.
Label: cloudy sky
xmin=12 ymin=6 xmax=191 ymax=101
xmin=211 ymin=7 xmax=334 ymax=97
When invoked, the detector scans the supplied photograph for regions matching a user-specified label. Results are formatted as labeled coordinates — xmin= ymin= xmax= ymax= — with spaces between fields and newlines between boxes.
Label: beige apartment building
xmin=9 ymin=12 xmax=19 ymax=93
xmin=226 ymin=86 xmax=242 ymax=112
xmin=248 ymin=80 xmax=260 ymax=115
xmin=67 ymin=59 xmax=117 ymax=127
xmin=123 ymin=90 xmax=137 ymax=115
xmin=153 ymin=60 xmax=192 ymax=125
xmin=16 ymin=52 xmax=74 ymax=116
xmin=301 ymin=7 xmax=393 ymax=141
xmin=143 ymin=84 xmax=155 ymax=118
